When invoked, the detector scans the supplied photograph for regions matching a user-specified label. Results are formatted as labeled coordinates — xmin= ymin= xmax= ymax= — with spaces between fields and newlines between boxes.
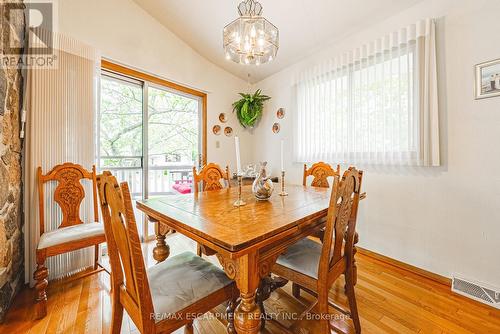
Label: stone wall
xmin=0 ymin=0 xmax=25 ymax=322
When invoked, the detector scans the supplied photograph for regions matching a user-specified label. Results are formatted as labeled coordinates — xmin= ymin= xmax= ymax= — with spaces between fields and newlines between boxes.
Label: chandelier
xmin=223 ymin=0 xmax=279 ymax=66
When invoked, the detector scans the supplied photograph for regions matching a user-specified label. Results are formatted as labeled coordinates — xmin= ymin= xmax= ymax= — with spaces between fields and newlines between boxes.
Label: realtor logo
xmin=1 ymin=1 xmax=57 ymax=68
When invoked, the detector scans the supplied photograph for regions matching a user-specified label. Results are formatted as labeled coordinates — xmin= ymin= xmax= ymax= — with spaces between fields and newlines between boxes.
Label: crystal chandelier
xmin=223 ymin=0 xmax=279 ymax=66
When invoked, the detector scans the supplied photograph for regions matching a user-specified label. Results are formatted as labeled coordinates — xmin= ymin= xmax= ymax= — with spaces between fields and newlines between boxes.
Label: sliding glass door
xmin=99 ymin=73 xmax=146 ymax=236
xmin=99 ymin=69 xmax=203 ymax=240
xmin=145 ymin=85 xmax=201 ymax=237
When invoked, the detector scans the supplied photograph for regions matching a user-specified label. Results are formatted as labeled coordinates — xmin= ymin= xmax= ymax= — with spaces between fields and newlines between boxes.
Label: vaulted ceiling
xmin=133 ymin=0 xmax=422 ymax=83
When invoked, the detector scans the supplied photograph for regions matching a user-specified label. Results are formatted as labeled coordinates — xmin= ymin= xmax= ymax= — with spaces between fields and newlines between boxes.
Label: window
xmin=294 ymin=19 xmax=440 ymax=166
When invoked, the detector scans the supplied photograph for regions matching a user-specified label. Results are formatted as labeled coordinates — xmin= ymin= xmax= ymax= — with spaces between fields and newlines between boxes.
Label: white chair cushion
xmin=37 ymin=222 xmax=105 ymax=249
xmin=276 ymin=238 xmax=322 ymax=279
xmin=148 ymin=251 xmax=232 ymax=320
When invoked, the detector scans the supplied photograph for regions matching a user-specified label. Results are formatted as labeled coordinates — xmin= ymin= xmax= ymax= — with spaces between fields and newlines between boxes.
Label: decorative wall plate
xmin=224 ymin=126 xmax=233 ymax=136
xmin=277 ymin=108 xmax=285 ymax=119
xmin=272 ymin=122 xmax=280 ymax=134
xmin=213 ymin=125 xmax=221 ymax=135
xmin=219 ymin=113 xmax=227 ymax=123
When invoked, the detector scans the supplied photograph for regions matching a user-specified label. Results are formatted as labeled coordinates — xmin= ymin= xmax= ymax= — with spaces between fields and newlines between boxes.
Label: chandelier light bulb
xmin=223 ymin=0 xmax=279 ymax=66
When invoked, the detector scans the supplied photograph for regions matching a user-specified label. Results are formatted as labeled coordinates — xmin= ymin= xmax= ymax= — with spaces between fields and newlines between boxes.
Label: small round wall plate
xmin=277 ymin=108 xmax=285 ymax=119
xmin=272 ymin=122 xmax=280 ymax=134
xmin=213 ymin=125 xmax=221 ymax=135
xmin=224 ymin=126 xmax=233 ymax=136
xmin=219 ymin=113 xmax=227 ymax=123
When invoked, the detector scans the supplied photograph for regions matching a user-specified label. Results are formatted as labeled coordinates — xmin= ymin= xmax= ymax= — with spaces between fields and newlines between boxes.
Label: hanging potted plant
xmin=232 ymin=89 xmax=271 ymax=128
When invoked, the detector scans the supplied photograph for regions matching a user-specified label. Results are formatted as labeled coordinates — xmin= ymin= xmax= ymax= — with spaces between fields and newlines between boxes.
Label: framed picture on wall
xmin=475 ymin=58 xmax=500 ymax=99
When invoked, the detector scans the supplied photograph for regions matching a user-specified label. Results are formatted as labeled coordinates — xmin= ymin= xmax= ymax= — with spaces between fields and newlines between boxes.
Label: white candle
xmin=280 ymin=139 xmax=284 ymax=172
xmin=235 ymin=136 xmax=242 ymax=175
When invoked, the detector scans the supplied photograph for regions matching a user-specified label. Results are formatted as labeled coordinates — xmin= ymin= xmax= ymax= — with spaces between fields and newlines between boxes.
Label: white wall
xmin=253 ymin=0 xmax=500 ymax=287
xmin=55 ymin=0 xmax=500 ymax=287
xmin=55 ymin=0 xmax=250 ymax=171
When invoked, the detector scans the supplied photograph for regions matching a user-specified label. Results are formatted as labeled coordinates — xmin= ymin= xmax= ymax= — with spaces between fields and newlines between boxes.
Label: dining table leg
xmin=150 ymin=218 xmax=170 ymax=263
xmin=256 ymin=275 xmax=288 ymax=330
xmin=217 ymin=252 xmax=262 ymax=334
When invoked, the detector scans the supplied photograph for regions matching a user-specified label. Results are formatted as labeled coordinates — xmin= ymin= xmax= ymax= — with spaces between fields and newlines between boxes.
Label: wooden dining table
xmin=136 ymin=184 xmax=333 ymax=334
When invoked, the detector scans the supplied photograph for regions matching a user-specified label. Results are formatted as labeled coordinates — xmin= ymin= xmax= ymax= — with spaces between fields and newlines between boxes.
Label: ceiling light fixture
xmin=223 ymin=0 xmax=279 ymax=65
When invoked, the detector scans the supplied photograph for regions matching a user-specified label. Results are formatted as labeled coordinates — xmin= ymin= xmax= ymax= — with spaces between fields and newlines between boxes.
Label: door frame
xmin=101 ymin=59 xmax=207 ymax=240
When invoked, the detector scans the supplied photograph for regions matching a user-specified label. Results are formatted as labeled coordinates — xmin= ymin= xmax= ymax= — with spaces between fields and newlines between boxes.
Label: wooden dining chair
xmin=96 ymin=171 xmax=238 ymax=334
xmin=272 ymin=167 xmax=363 ymax=334
xmin=34 ymin=163 xmax=106 ymax=319
xmin=303 ymin=162 xmax=340 ymax=188
xmin=301 ymin=161 xmax=361 ymax=294
xmin=192 ymin=162 xmax=231 ymax=193
xmin=302 ymin=161 xmax=340 ymax=237
xmin=193 ymin=163 xmax=230 ymax=256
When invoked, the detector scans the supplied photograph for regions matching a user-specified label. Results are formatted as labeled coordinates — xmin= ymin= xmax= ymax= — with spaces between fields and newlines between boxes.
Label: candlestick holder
xmin=279 ymin=170 xmax=288 ymax=196
xmin=233 ymin=174 xmax=247 ymax=207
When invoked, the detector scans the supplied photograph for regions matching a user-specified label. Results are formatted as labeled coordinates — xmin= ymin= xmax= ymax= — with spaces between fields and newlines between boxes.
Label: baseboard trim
xmin=357 ymin=247 xmax=452 ymax=287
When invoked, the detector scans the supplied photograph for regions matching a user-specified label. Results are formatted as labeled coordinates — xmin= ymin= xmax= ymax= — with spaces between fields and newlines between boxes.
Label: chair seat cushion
xmin=147 ymin=251 xmax=232 ymax=320
xmin=37 ymin=222 xmax=105 ymax=249
xmin=276 ymin=238 xmax=322 ymax=279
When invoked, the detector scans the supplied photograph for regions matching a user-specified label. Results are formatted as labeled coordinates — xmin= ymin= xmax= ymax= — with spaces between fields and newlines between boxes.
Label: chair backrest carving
xmin=97 ymin=172 xmax=154 ymax=332
xmin=319 ymin=167 xmax=363 ymax=280
xmin=303 ymin=162 xmax=340 ymax=188
xmin=193 ymin=163 xmax=230 ymax=193
xmin=37 ymin=163 xmax=98 ymax=235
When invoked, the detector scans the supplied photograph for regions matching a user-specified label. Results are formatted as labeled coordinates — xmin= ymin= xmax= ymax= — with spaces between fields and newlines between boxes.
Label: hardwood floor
xmin=2 ymin=233 xmax=499 ymax=334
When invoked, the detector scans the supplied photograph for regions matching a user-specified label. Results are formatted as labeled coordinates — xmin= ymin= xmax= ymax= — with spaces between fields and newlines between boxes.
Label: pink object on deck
xmin=172 ymin=183 xmax=192 ymax=194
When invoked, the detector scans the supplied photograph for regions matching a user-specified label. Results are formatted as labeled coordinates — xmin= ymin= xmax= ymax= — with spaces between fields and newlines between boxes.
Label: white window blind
xmin=294 ymin=19 xmax=440 ymax=166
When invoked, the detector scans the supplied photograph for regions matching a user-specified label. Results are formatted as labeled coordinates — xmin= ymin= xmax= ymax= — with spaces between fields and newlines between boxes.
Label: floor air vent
xmin=452 ymin=276 xmax=500 ymax=309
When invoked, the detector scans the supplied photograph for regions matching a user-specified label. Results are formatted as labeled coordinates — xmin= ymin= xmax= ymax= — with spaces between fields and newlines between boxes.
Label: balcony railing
xmin=99 ymin=165 xmax=194 ymax=198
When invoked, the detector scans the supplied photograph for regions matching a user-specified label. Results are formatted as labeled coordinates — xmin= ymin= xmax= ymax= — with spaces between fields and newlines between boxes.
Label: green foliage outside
xmin=100 ymin=77 xmax=199 ymax=168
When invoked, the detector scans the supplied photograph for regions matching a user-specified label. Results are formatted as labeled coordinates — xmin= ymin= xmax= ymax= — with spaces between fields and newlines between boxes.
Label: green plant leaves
xmin=232 ymin=89 xmax=271 ymax=128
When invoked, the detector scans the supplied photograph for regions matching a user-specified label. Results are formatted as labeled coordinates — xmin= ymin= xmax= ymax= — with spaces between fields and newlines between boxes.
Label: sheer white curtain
xmin=24 ymin=30 xmax=101 ymax=284
xmin=294 ymin=19 xmax=439 ymax=166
